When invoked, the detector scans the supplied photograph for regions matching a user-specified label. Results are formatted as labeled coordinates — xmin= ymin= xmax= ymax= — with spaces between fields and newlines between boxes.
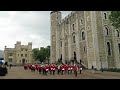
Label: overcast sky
xmin=0 ymin=11 xmax=71 ymax=51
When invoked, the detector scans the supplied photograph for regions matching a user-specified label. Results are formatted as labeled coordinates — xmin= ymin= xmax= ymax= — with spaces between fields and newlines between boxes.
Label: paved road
xmin=0 ymin=66 xmax=120 ymax=79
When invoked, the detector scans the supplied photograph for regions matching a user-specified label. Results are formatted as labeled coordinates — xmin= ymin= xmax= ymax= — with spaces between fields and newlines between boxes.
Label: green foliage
xmin=109 ymin=11 xmax=120 ymax=31
xmin=32 ymin=48 xmax=39 ymax=60
xmin=32 ymin=46 xmax=50 ymax=63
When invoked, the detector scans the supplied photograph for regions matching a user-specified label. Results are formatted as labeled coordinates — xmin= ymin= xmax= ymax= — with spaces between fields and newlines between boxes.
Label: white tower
xmin=50 ymin=11 xmax=62 ymax=63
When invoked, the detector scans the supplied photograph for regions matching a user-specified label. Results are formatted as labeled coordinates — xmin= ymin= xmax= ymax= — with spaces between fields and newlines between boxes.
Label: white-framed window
xmin=25 ymin=54 xmax=27 ymax=57
xmin=9 ymin=58 xmax=12 ymax=62
xmin=9 ymin=53 xmax=13 ymax=56
xmin=21 ymin=54 xmax=23 ymax=57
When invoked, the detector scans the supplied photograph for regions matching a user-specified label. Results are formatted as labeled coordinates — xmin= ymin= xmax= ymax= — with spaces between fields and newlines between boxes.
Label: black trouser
xmin=61 ymin=70 xmax=64 ymax=75
xmin=70 ymin=70 xmax=72 ymax=74
xmin=43 ymin=69 xmax=45 ymax=75
xmin=45 ymin=70 xmax=48 ymax=75
xmin=39 ymin=69 xmax=41 ymax=74
xmin=53 ymin=70 xmax=55 ymax=75
xmin=50 ymin=70 xmax=52 ymax=74
xmin=58 ymin=69 xmax=60 ymax=74
xmin=68 ymin=70 xmax=70 ymax=75
xmin=74 ymin=70 xmax=77 ymax=77
xmin=65 ymin=70 xmax=67 ymax=74
xmin=80 ymin=70 xmax=82 ymax=74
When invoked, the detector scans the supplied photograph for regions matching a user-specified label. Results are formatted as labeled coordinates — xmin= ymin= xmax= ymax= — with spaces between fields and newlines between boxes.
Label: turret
xmin=28 ymin=42 xmax=32 ymax=51
xmin=50 ymin=11 xmax=62 ymax=63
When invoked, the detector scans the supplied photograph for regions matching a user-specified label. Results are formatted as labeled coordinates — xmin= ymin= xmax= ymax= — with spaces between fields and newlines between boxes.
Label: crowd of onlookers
xmin=24 ymin=63 xmax=83 ymax=77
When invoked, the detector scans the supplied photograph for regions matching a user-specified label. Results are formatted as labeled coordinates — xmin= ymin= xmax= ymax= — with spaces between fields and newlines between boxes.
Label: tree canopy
xmin=32 ymin=46 xmax=50 ymax=63
xmin=109 ymin=11 xmax=120 ymax=31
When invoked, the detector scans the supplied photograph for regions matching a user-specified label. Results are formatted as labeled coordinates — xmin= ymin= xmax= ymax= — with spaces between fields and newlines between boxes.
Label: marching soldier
xmin=52 ymin=65 xmax=56 ymax=75
xmin=38 ymin=65 xmax=42 ymax=74
xmin=74 ymin=65 xmax=78 ymax=77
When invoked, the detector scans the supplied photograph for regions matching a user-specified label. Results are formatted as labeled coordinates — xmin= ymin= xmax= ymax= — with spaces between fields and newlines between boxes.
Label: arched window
xmin=117 ymin=30 xmax=119 ymax=37
xmin=61 ymin=41 xmax=62 ymax=47
xmin=73 ymin=36 xmax=75 ymax=43
xmin=107 ymin=42 xmax=111 ymax=56
xmin=80 ymin=19 xmax=83 ymax=25
xmin=82 ymin=31 xmax=85 ymax=40
xmin=104 ymin=13 xmax=107 ymax=19
xmin=60 ymin=54 xmax=62 ymax=60
xmin=84 ymin=46 xmax=86 ymax=52
xmin=118 ymin=44 xmax=120 ymax=54
xmin=74 ymin=52 xmax=76 ymax=60
xmin=73 ymin=24 xmax=74 ymax=30
xmin=105 ymin=26 xmax=109 ymax=35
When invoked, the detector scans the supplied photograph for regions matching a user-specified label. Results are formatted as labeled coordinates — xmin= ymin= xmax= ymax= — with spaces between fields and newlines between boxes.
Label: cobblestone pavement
xmin=0 ymin=66 xmax=120 ymax=79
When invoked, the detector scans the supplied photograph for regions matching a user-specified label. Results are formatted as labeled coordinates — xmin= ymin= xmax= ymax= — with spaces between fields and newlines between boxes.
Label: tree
xmin=32 ymin=48 xmax=39 ymax=61
xmin=32 ymin=46 xmax=50 ymax=63
xmin=109 ymin=11 xmax=120 ymax=31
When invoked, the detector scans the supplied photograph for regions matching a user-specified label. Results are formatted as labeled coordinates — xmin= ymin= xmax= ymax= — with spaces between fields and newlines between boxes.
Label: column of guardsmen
xmin=24 ymin=63 xmax=83 ymax=77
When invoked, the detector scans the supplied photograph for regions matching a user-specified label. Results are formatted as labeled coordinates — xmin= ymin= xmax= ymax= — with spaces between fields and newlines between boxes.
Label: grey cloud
xmin=0 ymin=11 xmax=71 ymax=50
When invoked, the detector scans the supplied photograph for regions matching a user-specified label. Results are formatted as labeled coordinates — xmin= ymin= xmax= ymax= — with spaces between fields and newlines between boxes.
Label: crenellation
xmin=4 ymin=41 xmax=34 ymax=65
xmin=50 ymin=11 xmax=120 ymax=70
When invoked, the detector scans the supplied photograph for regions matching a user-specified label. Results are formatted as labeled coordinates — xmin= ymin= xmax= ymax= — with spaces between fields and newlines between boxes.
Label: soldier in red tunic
xmin=67 ymin=65 xmax=71 ymax=75
xmin=52 ymin=65 xmax=56 ymax=75
xmin=70 ymin=65 xmax=73 ymax=74
xmin=74 ymin=65 xmax=79 ymax=77
xmin=64 ymin=65 xmax=68 ymax=74
xmin=61 ymin=65 xmax=65 ymax=75
xmin=24 ymin=64 xmax=28 ymax=70
xmin=31 ymin=64 xmax=36 ymax=72
xmin=49 ymin=64 xmax=53 ymax=75
xmin=38 ymin=65 xmax=42 ymax=74
xmin=41 ymin=65 xmax=45 ymax=75
xmin=45 ymin=65 xmax=49 ymax=75
xmin=57 ymin=64 xmax=61 ymax=74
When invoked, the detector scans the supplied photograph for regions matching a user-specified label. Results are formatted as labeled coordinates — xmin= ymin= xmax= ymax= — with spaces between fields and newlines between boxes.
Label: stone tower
xmin=15 ymin=41 xmax=21 ymax=63
xmin=4 ymin=41 xmax=34 ymax=65
xmin=28 ymin=42 xmax=33 ymax=63
xmin=50 ymin=11 xmax=62 ymax=63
